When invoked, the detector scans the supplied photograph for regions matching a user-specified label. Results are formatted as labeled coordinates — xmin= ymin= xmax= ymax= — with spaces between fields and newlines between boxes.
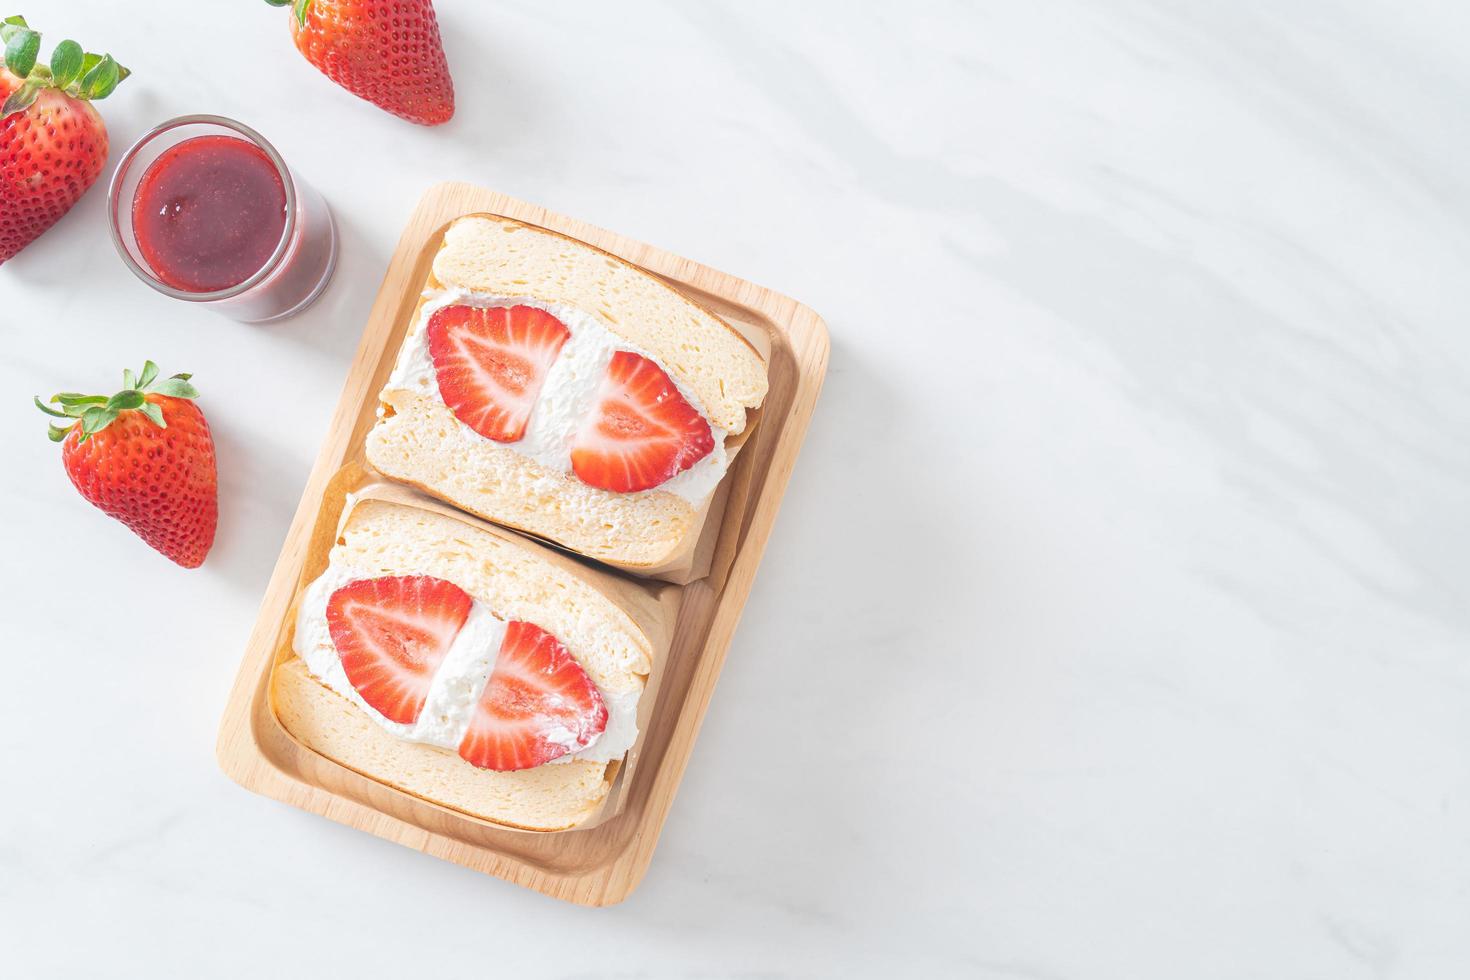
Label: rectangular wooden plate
xmin=215 ymin=182 xmax=829 ymax=906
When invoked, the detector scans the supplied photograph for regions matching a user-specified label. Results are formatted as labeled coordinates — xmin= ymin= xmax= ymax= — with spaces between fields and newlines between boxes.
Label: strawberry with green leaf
xmin=1 ymin=15 xmax=128 ymax=263
xmin=36 ymin=362 xmax=219 ymax=569
xmin=263 ymin=0 xmax=454 ymax=126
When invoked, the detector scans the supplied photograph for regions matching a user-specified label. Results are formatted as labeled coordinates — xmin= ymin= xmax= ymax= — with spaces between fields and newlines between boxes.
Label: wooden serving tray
xmin=215 ymin=182 xmax=829 ymax=905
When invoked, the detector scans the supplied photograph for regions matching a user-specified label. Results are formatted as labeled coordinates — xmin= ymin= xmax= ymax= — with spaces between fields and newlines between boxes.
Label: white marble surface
xmin=3 ymin=1 xmax=1467 ymax=976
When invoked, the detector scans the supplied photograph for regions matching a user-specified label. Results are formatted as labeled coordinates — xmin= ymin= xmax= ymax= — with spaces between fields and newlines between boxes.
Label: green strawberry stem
xmin=1 ymin=15 xmax=130 ymax=118
xmin=262 ymin=0 xmax=313 ymax=29
xmin=35 ymin=361 xmax=199 ymax=443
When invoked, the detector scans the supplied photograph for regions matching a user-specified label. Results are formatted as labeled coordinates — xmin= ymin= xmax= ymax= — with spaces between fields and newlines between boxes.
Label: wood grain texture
xmin=214 ymin=183 xmax=829 ymax=906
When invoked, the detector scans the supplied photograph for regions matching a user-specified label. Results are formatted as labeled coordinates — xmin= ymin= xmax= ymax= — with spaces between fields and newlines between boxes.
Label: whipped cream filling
xmin=383 ymin=288 xmax=730 ymax=505
xmin=292 ymin=562 xmax=639 ymax=765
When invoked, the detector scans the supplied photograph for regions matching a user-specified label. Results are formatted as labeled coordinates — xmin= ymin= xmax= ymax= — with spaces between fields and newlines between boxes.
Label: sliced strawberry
xmin=570 ymin=351 xmax=715 ymax=493
xmin=326 ymin=575 xmax=473 ymax=725
xmin=425 ymin=305 xmax=570 ymax=442
xmin=457 ymin=621 xmax=608 ymax=772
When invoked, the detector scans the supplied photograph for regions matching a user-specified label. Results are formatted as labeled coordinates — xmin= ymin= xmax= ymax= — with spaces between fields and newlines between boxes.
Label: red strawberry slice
xmin=457 ymin=620 xmax=608 ymax=772
xmin=326 ymin=575 xmax=473 ymax=725
xmin=570 ymin=351 xmax=715 ymax=493
xmin=425 ymin=304 xmax=570 ymax=443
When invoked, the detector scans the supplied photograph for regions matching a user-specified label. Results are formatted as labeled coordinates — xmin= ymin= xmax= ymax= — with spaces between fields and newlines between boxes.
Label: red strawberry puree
xmin=130 ymin=135 xmax=287 ymax=292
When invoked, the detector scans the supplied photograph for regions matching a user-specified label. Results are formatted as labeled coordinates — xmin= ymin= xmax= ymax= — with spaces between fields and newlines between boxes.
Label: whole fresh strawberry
xmin=264 ymin=0 xmax=454 ymax=126
xmin=36 ymin=362 xmax=219 ymax=569
xmin=0 ymin=16 xmax=128 ymax=263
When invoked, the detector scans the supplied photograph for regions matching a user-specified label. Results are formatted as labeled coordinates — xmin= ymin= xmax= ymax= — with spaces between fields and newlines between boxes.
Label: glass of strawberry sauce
xmin=107 ymin=115 xmax=337 ymax=322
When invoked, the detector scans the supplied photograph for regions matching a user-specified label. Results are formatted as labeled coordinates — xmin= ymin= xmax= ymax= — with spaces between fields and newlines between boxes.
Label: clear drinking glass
xmin=107 ymin=115 xmax=338 ymax=323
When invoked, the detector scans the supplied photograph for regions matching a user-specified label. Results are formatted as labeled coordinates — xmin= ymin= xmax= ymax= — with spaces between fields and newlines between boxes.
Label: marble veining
xmin=2 ymin=1 xmax=1466 ymax=977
